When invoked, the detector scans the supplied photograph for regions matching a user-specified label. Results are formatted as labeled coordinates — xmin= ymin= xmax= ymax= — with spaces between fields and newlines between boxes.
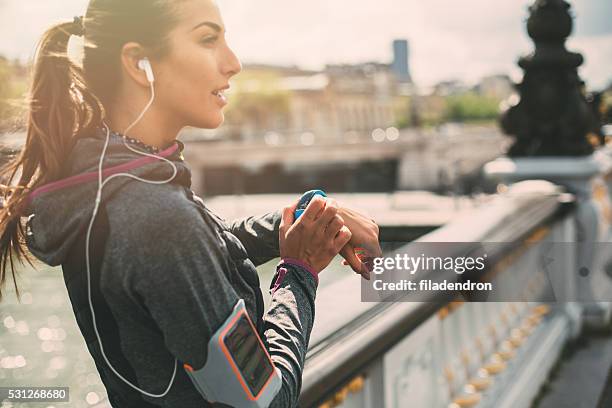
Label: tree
xmin=0 ymin=57 xmax=28 ymax=132
xmin=445 ymin=92 xmax=500 ymax=122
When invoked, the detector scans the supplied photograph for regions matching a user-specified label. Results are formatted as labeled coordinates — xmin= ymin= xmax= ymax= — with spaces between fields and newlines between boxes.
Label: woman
xmin=0 ymin=0 xmax=379 ymax=407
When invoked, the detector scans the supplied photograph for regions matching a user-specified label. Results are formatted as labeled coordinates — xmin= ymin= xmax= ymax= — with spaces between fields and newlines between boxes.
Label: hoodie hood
xmin=25 ymin=126 xmax=192 ymax=266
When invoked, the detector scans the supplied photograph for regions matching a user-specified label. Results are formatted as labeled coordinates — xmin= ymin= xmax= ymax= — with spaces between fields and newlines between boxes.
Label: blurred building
xmin=217 ymin=62 xmax=401 ymax=144
xmin=432 ymin=75 xmax=513 ymax=100
xmin=475 ymin=74 xmax=514 ymax=101
xmin=191 ymin=39 xmax=417 ymax=144
xmin=432 ymin=80 xmax=471 ymax=96
xmin=391 ymin=39 xmax=412 ymax=84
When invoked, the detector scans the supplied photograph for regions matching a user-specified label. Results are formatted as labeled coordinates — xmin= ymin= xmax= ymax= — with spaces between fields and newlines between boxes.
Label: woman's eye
xmin=201 ymin=36 xmax=218 ymax=45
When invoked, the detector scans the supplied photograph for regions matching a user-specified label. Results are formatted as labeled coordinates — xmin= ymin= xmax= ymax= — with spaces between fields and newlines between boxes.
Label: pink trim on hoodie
xmin=28 ymin=143 xmax=179 ymax=204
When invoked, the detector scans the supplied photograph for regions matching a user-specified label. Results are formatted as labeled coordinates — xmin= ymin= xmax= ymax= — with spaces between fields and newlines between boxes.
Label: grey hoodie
xmin=25 ymin=127 xmax=318 ymax=407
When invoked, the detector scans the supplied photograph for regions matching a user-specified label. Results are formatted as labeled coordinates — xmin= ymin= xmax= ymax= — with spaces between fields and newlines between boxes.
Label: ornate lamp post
xmin=501 ymin=0 xmax=596 ymax=157
xmin=485 ymin=0 xmax=612 ymax=328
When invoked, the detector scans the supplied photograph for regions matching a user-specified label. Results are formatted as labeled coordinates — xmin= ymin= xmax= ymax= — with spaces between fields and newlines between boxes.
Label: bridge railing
xmin=299 ymin=180 xmax=583 ymax=408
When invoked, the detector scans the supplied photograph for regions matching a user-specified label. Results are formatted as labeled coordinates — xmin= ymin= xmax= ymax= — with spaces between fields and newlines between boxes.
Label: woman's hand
xmin=279 ymin=196 xmax=352 ymax=274
xmin=337 ymin=205 xmax=382 ymax=280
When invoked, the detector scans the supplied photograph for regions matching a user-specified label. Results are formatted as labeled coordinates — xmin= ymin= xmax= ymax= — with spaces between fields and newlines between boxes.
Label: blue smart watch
xmin=294 ymin=189 xmax=327 ymax=220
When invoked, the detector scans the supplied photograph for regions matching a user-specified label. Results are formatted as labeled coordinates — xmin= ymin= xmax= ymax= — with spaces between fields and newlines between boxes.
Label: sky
xmin=0 ymin=0 xmax=610 ymax=89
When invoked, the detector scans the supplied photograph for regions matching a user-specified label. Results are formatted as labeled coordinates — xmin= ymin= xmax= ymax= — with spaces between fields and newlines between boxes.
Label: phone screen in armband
xmin=222 ymin=313 xmax=275 ymax=397
xmin=183 ymin=299 xmax=282 ymax=407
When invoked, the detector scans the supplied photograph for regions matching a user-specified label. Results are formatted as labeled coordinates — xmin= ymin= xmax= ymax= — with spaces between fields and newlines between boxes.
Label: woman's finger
xmin=333 ymin=226 xmax=352 ymax=253
xmin=279 ymin=203 xmax=296 ymax=235
xmin=301 ymin=195 xmax=326 ymax=223
xmin=340 ymin=245 xmax=363 ymax=274
xmin=315 ymin=200 xmax=339 ymax=233
xmin=324 ymin=214 xmax=344 ymax=239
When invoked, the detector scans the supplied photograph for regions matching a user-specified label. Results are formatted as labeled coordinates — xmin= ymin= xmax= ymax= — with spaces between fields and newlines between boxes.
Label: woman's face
xmin=152 ymin=0 xmax=241 ymax=129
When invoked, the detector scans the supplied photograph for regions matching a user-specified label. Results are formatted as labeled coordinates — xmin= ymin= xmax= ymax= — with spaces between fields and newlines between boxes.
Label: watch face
xmin=297 ymin=195 xmax=312 ymax=211
xmin=295 ymin=190 xmax=327 ymax=220
xmin=298 ymin=190 xmax=323 ymax=210
xmin=223 ymin=314 xmax=274 ymax=397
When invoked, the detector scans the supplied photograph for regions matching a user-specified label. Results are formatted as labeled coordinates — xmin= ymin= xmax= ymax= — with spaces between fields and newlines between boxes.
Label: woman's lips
xmin=212 ymin=90 xmax=227 ymax=105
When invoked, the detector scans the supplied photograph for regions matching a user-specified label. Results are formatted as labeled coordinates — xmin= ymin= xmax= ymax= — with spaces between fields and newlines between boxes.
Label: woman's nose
xmin=222 ymin=44 xmax=242 ymax=78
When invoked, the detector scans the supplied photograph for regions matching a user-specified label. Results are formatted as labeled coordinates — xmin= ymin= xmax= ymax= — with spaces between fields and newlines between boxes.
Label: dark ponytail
xmin=0 ymin=20 xmax=103 ymax=302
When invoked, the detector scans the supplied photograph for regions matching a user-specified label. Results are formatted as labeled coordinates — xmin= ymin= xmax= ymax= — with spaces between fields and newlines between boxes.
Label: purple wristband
xmin=279 ymin=258 xmax=319 ymax=284
xmin=270 ymin=258 xmax=319 ymax=294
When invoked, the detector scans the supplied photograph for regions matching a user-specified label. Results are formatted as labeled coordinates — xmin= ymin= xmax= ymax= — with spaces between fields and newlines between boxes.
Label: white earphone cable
xmin=123 ymin=77 xmax=156 ymax=137
xmin=85 ymin=71 xmax=179 ymax=398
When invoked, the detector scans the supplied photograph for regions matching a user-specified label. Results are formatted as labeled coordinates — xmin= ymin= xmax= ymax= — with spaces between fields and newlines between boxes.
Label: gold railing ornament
xmin=318 ymin=374 xmax=366 ymax=408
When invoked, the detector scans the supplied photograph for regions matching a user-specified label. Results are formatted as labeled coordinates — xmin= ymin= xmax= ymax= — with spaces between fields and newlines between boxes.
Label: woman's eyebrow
xmin=191 ymin=21 xmax=222 ymax=32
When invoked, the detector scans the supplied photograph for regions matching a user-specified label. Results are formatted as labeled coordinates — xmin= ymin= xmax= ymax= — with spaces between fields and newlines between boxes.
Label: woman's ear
xmin=120 ymin=42 xmax=152 ymax=88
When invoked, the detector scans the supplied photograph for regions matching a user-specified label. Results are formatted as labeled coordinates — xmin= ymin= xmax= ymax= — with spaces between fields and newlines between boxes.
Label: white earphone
xmin=84 ymin=56 xmax=179 ymax=399
xmin=138 ymin=57 xmax=155 ymax=83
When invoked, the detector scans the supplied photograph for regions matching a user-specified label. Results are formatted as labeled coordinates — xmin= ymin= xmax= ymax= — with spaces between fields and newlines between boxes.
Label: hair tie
xmin=68 ymin=15 xmax=85 ymax=37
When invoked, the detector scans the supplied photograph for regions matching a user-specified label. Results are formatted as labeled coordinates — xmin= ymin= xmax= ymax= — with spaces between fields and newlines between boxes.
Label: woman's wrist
xmin=270 ymin=258 xmax=319 ymax=295
xmin=279 ymin=258 xmax=318 ymax=281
